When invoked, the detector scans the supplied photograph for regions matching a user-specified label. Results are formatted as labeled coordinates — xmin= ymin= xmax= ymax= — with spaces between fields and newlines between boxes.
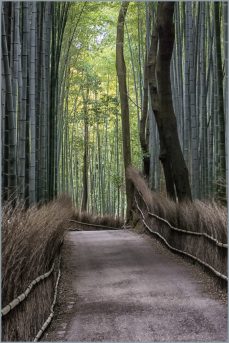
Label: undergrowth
xmin=127 ymin=167 xmax=227 ymax=278
xmin=2 ymin=195 xmax=73 ymax=341
xmin=127 ymin=167 xmax=227 ymax=243
xmin=72 ymin=210 xmax=124 ymax=229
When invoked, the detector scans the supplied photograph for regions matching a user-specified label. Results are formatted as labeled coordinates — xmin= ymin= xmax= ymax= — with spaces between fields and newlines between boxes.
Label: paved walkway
xmin=43 ymin=230 xmax=227 ymax=341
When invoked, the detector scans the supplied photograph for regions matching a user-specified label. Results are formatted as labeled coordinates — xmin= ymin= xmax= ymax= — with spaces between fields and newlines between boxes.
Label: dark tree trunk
xmin=81 ymin=89 xmax=89 ymax=212
xmin=214 ymin=2 xmax=226 ymax=203
xmin=159 ymin=140 xmax=177 ymax=199
xmin=140 ymin=52 xmax=150 ymax=179
xmin=148 ymin=21 xmax=176 ymax=200
xmin=116 ymin=1 xmax=134 ymax=220
xmin=148 ymin=3 xmax=192 ymax=202
xmin=49 ymin=2 xmax=70 ymax=200
xmin=2 ymin=6 xmax=17 ymax=201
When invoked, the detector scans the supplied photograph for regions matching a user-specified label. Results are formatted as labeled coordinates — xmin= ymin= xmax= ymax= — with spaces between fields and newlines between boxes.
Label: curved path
xmin=43 ymin=230 xmax=227 ymax=341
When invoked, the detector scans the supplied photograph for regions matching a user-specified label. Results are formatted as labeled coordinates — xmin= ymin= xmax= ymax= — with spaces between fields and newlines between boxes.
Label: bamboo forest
xmin=1 ymin=1 xmax=228 ymax=213
xmin=1 ymin=2 xmax=228 ymax=342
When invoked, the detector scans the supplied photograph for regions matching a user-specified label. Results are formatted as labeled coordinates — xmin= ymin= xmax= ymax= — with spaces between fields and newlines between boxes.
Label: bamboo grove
xmin=1 ymin=1 xmax=228 ymax=214
xmin=1 ymin=2 xmax=70 ymax=204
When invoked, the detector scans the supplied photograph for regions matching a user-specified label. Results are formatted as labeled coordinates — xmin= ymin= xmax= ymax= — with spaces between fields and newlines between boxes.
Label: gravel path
xmin=43 ymin=229 xmax=227 ymax=342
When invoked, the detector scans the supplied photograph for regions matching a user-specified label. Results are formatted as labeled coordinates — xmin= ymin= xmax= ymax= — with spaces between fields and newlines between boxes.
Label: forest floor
xmin=42 ymin=229 xmax=227 ymax=342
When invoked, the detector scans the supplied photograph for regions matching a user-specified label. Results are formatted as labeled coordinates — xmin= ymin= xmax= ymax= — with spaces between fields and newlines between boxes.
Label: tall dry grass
xmin=2 ymin=195 xmax=73 ymax=341
xmin=72 ymin=210 xmax=124 ymax=229
xmin=127 ymin=167 xmax=227 ymax=278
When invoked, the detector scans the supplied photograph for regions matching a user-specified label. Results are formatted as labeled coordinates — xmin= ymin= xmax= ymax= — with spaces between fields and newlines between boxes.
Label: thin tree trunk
xmin=116 ymin=1 xmax=134 ymax=220
xmin=18 ymin=2 xmax=28 ymax=200
xmin=214 ymin=2 xmax=226 ymax=202
xmin=140 ymin=48 xmax=150 ymax=178
xmin=81 ymin=88 xmax=89 ymax=212
xmin=29 ymin=3 xmax=37 ymax=204
xmin=2 ymin=8 xmax=17 ymax=200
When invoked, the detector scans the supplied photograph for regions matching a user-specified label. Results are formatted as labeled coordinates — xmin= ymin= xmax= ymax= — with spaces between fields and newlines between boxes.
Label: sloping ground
xmin=42 ymin=230 xmax=227 ymax=342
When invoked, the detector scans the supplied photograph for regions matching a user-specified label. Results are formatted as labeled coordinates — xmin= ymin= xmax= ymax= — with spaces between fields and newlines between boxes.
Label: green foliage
xmin=58 ymin=2 xmax=143 ymax=215
xmin=57 ymin=1 xmax=227 ymax=213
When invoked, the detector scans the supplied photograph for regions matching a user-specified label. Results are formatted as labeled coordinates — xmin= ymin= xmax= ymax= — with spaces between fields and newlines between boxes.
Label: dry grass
xmin=72 ymin=210 xmax=124 ymax=229
xmin=127 ymin=167 xmax=153 ymax=208
xmin=2 ymin=195 xmax=74 ymax=341
xmin=128 ymin=167 xmax=228 ymax=278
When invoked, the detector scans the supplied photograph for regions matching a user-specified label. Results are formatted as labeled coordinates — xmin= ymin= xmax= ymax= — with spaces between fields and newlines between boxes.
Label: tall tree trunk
xmin=81 ymin=88 xmax=89 ymax=212
xmin=18 ymin=2 xmax=28 ymax=200
xmin=140 ymin=49 xmax=150 ymax=178
xmin=199 ymin=2 xmax=208 ymax=199
xmin=49 ymin=2 xmax=70 ymax=200
xmin=29 ymin=3 xmax=37 ymax=204
xmin=2 ymin=6 xmax=17 ymax=201
xmin=148 ymin=13 xmax=176 ymax=200
xmin=116 ymin=1 xmax=134 ymax=220
xmin=187 ymin=3 xmax=199 ymax=199
xmin=214 ymin=2 xmax=226 ymax=202
xmin=39 ymin=3 xmax=51 ymax=202
xmin=149 ymin=2 xmax=192 ymax=202
xmin=223 ymin=2 xmax=228 ymax=201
